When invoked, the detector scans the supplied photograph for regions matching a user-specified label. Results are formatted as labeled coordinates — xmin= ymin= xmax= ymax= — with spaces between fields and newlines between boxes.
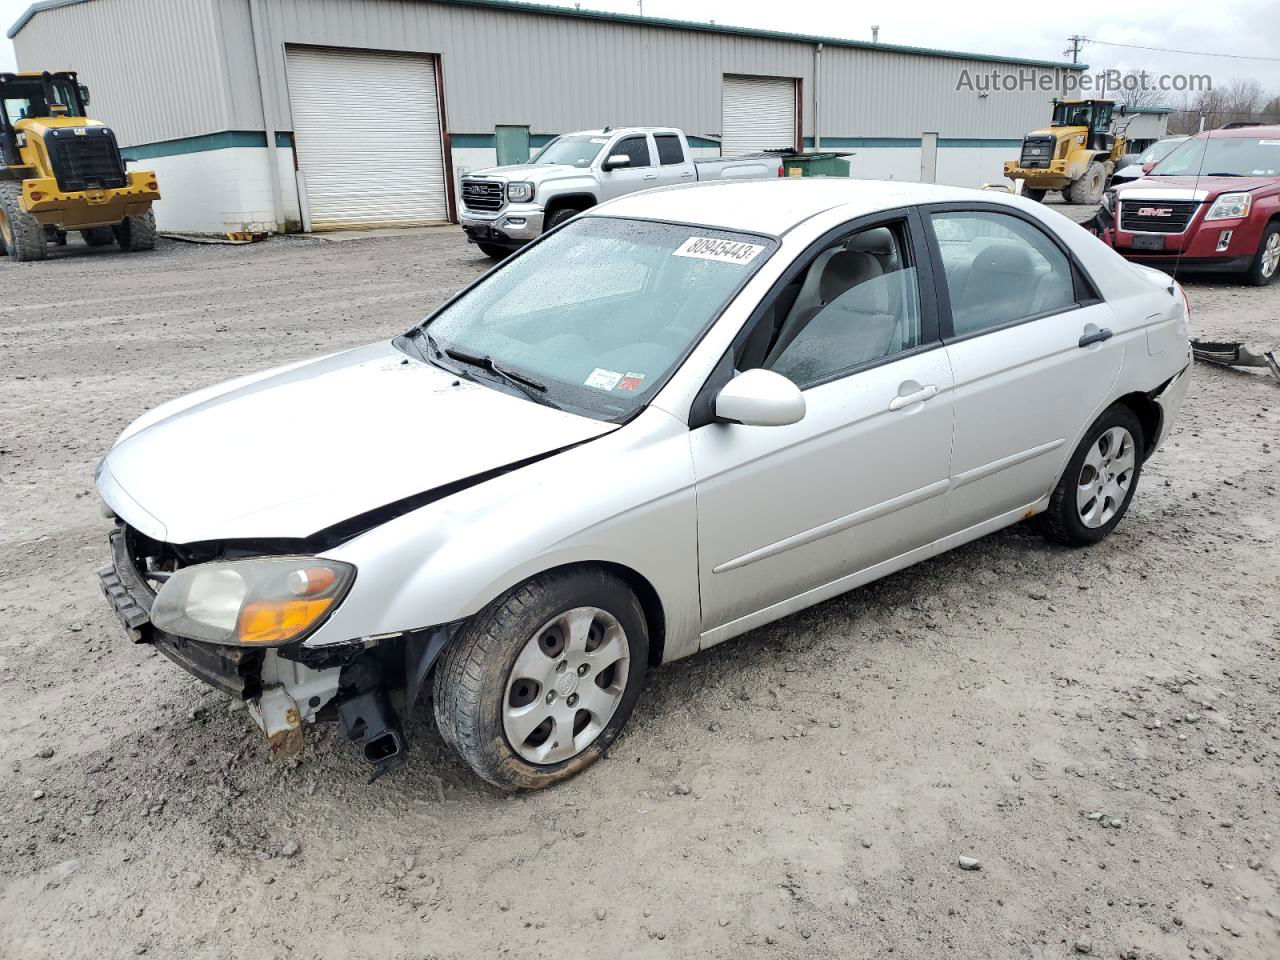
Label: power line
xmin=1082 ymin=37 xmax=1280 ymax=63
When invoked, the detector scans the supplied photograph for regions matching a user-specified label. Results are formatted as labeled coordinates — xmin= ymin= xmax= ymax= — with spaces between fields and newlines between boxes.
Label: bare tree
xmin=1112 ymin=69 xmax=1168 ymax=112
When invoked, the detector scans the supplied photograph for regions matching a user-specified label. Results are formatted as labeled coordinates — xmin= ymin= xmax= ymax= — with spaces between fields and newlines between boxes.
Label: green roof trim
xmin=10 ymin=0 xmax=1086 ymax=71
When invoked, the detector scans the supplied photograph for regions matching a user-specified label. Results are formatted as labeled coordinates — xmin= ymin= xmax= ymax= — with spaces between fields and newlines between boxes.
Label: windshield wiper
xmin=443 ymin=348 xmax=561 ymax=409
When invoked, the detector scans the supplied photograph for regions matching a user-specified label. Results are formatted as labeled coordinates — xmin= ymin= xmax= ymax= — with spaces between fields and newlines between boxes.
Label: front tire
xmin=1022 ymin=187 xmax=1046 ymax=203
xmin=114 ymin=208 xmax=156 ymax=252
xmin=544 ymin=206 xmax=578 ymax=230
xmin=1245 ymin=222 xmax=1280 ymax=286
xmin=476 ymin=242 xmax=509 ymax=260
xmin=0 ymin=182 xmax=48 ymax=261
xmin=1070 ymin=162 xmax=1105 ymax=205
xmin=1041 ymin=404 xmax=1145 ymax=546
xmin=433 ymin=568 xmax=649 ymax=790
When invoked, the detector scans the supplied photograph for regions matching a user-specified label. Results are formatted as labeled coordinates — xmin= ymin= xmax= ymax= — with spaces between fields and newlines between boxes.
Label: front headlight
xmin=152 ymin=557 xmax=355 ymax=646
xmin=506 ymin=181 xmax=533 ymax=203
xmin=1205 ymin=193 xmax=1251 ymax=221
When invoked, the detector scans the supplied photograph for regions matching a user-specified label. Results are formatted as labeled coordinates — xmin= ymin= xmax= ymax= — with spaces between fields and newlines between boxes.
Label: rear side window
xmin=654 ymin=134 xmax=685 ymax=165
xmin=612 ymin=136 xmax=652 ymax=168
xmin=930 ymin=211 xmax=1076 ymax=338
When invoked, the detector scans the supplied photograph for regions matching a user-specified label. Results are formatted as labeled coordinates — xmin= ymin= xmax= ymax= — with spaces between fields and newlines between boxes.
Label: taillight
xmin=29 ymin=191 xmax=43 ymax=202
xmin=1177 ymin=281 xmax=1192 ymax=325
xmin=777 ymin=163 xmax=785 ymax=177
xmin=147 ymin=181 xmax=159 ymax=191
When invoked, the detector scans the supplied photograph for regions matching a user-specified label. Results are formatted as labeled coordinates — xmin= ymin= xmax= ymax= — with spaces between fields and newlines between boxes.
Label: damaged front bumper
xmin=97 ymin=524 xmax=450 ymax=779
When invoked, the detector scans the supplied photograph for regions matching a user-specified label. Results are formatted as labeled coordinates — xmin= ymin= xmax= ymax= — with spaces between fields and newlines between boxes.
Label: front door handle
xmin=680 ymin=171 xmax=694 ymax=178
xmin=1079 ymin=327 xmax=1114 ymax=348
xmin=643 ymin=174 xmax=658 ymax=181
xmin=889 ymin=384 xmax=938 ymax=411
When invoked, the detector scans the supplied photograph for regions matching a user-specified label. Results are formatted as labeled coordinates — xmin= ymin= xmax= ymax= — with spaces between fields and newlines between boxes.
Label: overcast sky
xmin=3 ymin=0 xmax=1278 ymax=98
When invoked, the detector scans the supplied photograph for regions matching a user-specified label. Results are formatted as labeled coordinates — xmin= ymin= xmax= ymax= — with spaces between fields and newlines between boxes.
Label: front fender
xmin=310 ymin=407 xmax=702 ymax=663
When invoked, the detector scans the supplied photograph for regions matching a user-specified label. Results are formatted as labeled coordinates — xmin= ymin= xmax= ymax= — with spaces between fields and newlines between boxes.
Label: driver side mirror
xmin=601 ymin=154 xmax=631 ymax=172
xmin=78 ymin=83 xmax=91 ymax=106
xmin=715 ymin=369 xmax=805 ymax=427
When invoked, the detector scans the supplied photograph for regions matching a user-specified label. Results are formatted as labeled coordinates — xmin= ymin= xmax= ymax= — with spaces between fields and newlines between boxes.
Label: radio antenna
xmin=1170 ymin=129 xmax=1210 ymax=289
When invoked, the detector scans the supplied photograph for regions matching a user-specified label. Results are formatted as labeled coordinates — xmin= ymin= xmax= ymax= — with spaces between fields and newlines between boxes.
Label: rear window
xmin=655 ymin=134 xmax=685 ymax=165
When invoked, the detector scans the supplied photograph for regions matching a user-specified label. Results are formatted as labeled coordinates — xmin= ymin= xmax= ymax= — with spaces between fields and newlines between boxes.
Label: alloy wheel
xmin=1076 ymin=426 xmax=1136 ymax=528
xmin=503 ymin=606 xmax=630 ymax=764
xmin=1262 ymin=233 xmax=1280 ymax=279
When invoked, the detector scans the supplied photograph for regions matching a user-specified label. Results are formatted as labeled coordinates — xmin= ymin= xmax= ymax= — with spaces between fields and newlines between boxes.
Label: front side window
xmin=610 ymin=136 xmax=652 ymax=168
xmin=931 ymin=211 xmax=1076 ymax=337
xmin=421 ymin=217 xmax=775 ymax=420
xmin=739 ymin=222 xmax=923 ymax=388
xmin=654 ymin=134 xmax=685 ymax=165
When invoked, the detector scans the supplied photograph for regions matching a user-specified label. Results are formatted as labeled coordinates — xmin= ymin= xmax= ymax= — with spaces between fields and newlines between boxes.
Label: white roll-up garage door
xmin=285 ymin=46 xmax=448 ymax=229
xmin=721 ymin=75 xmax=797 ymax=157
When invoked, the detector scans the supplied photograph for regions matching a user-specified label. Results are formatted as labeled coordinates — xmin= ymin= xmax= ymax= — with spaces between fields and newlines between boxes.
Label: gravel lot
xmin=2 ymin=207 xmax=1278 ymax=960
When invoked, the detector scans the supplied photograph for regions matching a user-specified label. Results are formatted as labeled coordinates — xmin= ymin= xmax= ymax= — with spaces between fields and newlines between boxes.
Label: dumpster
xmin=782 ymin=152 xmax=852 ymax=177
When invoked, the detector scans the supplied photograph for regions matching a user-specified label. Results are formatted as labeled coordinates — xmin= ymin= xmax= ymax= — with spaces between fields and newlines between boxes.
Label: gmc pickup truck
xmin=459 ymin=127 xmax=785 ymax=257
xmin=1097 ymin=124 xmax=1280 ymax=286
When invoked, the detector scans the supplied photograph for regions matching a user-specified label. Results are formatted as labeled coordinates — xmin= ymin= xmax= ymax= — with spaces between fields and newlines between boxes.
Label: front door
xmin=691 ymin=215 xmax=954 ymax=638
xmin=495 ymin=125 xmax=530 ymax=166
xmin=597 ymin=134 xmax=658 ymax=201
xmin=926 ymin=206 xmax=1124 ymax=531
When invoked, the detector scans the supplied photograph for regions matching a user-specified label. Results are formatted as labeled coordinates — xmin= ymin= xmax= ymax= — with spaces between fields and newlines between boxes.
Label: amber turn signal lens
xmin=237 ymin=597 xmax=335 ymax=646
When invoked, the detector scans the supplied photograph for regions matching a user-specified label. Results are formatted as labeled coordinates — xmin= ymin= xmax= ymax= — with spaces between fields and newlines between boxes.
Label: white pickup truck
xmin=459 ymin=126 xmax=786 ymax=257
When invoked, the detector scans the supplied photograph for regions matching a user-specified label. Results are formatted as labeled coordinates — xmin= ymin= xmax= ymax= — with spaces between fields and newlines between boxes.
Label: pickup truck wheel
xmin=477 ymin=242 xmax=509 ymax=260
xmin=1022 ymin=188 xmax=1046 ymax=203
xmin=1039 ymin=404 xmax=1144 ymax=547
xmin=433 ymin=568 xmax=648 ymax=790
xmin=0 ymin=183 xmax=48 ymax=262
xmin=80 ymin=227 xmax=115 ymax=247
xmin=114 ymin=208 xmax=157 ymax=252
xmin=1070 ymin=162 xmax=1105 ymax=205
xmin=544 ymin=207 xmax=578 ymax=230
xmin=1245 ymin=223 xmax=1280 ymax=286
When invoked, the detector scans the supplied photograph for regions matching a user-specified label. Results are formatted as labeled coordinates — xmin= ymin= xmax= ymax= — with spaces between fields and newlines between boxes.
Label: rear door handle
xmin=1079 ymin=327 xmax=1114 ymax=348
xmin=889 ymin=384 xmax=938 ymax=411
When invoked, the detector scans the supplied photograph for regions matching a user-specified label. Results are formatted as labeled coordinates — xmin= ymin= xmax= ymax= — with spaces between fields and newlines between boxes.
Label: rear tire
xmin=433 ymin=568 xmax=649 ymax=790
xmin=80 ymin=227 xmax=115 ymax=247
xmin=1022 ymin=187 xmax=1046 ymax=203
xmin=0 ymin=182 xmax=48 ymax=261
xmin=114 ymin=208 xmax=156 ymax=252
xmin=1244 ymin=222 xmax=1280 ymax=286
xmin=1040 ymin=404 xmax=1145 ymax=547
xmin=477 ymin=242 xmax=509 ymax=260
xmin=1070 ymin=162 xmax=1106 ymax=205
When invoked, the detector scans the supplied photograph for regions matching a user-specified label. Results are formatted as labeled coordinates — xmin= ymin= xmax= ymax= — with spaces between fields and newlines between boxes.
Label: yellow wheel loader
xmin=1003 ymin=99 xmax=1129 ymax=205
xmin=0 ymin=71 xmax=160 ymax=262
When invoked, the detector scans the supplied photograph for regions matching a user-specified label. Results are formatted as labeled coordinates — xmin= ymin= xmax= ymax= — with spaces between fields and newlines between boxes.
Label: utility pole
xmin=1064 ymin=35 xmax=1085 ymax=64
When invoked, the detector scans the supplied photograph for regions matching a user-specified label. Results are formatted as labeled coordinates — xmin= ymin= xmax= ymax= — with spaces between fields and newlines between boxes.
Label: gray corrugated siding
xmin=14 ymin=0 xmax=1071 ymax=147
xmin=12 ymin=0 xmax=240 ymax=146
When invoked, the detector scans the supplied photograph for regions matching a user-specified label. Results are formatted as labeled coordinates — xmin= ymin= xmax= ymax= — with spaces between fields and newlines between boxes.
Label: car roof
xmin=564 ymin=127 xmax=680 ymax=137
xmin=1200 ymin=124 xmax=1280 ymax=140
xmin=592 ymin=178 xmax=1007 ymax=237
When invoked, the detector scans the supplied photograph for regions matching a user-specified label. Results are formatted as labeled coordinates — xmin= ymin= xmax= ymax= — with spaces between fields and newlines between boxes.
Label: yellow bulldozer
xmin=1004 ymin=98 xmax=1129 ymax=205
xmin=0 ymin=71 xmax=160 ymax=261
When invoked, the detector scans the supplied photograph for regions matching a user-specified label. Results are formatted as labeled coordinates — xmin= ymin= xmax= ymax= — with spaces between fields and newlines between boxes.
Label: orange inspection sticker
xmin=617 ymin=372 xmax=646 ymax=392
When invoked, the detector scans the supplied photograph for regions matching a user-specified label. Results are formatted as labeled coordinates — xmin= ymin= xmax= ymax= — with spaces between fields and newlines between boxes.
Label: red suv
xmin=1096 ymin=124 xmax=1280 ymax=285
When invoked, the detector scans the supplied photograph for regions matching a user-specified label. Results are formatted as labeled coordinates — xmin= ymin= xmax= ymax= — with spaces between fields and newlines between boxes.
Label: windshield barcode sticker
xmin=673 ymin=237 xmax=765 ymax=265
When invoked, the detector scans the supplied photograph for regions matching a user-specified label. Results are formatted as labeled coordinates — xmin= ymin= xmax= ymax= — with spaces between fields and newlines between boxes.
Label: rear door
xmin=652 ymin=132 xmax=696 ymax=188
xmin=925 ymin=204 xmax=1124 ymax=531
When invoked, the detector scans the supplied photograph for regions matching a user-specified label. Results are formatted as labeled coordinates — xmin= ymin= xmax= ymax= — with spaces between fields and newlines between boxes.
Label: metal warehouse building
xmin=10 ymin=0 xmax=1085 ymax=234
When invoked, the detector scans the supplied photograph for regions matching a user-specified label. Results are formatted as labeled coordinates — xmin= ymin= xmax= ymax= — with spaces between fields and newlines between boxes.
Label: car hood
xmin=466 ymin=163 xmax=583 ymax=184
xmin=98 ymin=341 xmax=616 ymax=544
xmin=1122 ymin=175 xmax=1278 ymax=197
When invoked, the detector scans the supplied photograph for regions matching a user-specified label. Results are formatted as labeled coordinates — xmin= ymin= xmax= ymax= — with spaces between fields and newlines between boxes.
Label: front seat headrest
xmin=819 ymin=250 xmax=882 ymax=304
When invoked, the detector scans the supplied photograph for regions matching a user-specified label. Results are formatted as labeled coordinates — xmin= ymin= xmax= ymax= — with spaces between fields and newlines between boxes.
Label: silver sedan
xmin=96 ymin=179 xmax=1192 ymax=789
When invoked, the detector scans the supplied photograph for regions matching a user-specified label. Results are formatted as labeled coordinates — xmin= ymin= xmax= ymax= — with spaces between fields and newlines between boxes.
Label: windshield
xmin=2 ymin=76 xmax=83 ymax=125
xmin=1139 ymin=139 xmax=1185 ymax=164
xmin=530 ymin=134 xmax=609 ymax=167
xmin=420 ymin=217 xmax=776 ymax=421
xmin=1154 ymin=135 xmax=1280 ymax=177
